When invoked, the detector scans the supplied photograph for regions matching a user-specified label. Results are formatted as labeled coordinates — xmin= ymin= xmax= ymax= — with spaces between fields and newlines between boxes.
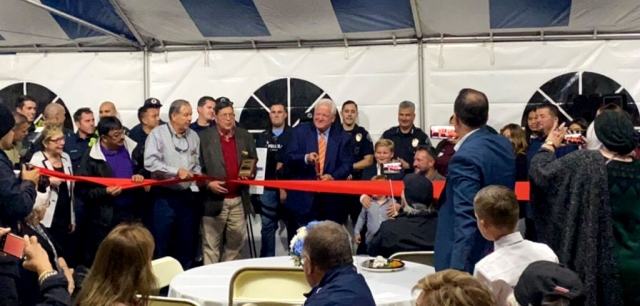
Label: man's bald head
xmin=43 ymin=103 xmax=66 ymax=126
xmin=453 ymin=88 xmax=489 ymax=129
xmin=99 ymin=101 xmax=118 ymax=119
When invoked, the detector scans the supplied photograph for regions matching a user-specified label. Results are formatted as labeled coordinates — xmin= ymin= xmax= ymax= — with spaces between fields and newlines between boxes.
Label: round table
xmin=169 ymin=256 xmax=434 ymax=306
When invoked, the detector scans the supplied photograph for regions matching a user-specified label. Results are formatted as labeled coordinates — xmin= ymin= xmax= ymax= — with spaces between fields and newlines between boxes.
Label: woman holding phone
xmin=29 ymin=125 xmax=76 ymax=266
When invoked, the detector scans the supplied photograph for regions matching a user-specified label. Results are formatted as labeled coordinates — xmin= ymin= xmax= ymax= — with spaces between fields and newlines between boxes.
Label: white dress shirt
xmin=473 ymin=232 xmax=558 ymax=306
xmin=453 ymin=128 xmax=480 ymax=151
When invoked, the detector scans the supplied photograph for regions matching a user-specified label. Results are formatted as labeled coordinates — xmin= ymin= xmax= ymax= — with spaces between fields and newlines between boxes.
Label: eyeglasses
xmin=106 ymin=129 xmax=125 ymax=139
xmin=218 ymin=113 xmax=236 ymax=120
xmin=48 ymin=137 xmax=65 ymax=144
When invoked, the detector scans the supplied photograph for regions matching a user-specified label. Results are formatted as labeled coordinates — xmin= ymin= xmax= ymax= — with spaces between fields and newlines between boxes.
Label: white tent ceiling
xmin=2 ymin=0 xmax=640 ymax=52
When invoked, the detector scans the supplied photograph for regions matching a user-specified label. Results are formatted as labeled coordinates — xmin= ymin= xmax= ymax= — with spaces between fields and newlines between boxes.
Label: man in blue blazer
xmin=434 ymin=89 xmax=516 ymax=273
xmin=285 ymin=99 xmax=353 ymax=236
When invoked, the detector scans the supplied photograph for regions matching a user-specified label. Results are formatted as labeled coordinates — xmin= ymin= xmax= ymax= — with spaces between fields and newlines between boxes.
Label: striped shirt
xmin=144 ymin=123 xmax=201 ymax=190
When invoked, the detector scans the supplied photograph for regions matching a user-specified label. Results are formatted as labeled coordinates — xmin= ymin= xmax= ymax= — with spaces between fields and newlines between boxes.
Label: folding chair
xmin=229 ymin=267 xmax=309 ymax=305
xmin=246 ymin=214 xmax=257 ymax=258
xmin=151 ymin=257 xmax=184 ymax=289
xmin=147 ymin=296 xmax=200 ymax=306
xmin=390 ymin=251 xmax=435 ymax=266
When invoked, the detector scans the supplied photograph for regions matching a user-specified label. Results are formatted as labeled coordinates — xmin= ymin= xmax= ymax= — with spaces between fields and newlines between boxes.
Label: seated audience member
xmin=17 ymin=199 xmax=75 ymax=305
xmin=75 ymin=224 xmax=157 ymax=306
xmin=472 ymin=185 xmax=557 ymax=305
xmin=434 ymin=116 xmax=457 ymax=176
xmin=29 ymin=125 xmax=76 ymax=266
xmin=367 ymin=173 xmax=438 ymax=257
xmin=413 ymin=145 xmax=445 ymax=181
xmin=500 ymin=124 xmax=528 ymax=182
xmin=302 ymin=221 xmax=374 ymax=306
xmin=4 ymin=112 xmax=30 ymax=166
xmin=74 ymin=117 xmax=146 ymax=266
xmin=413 ymin=269 xmax=496 ymax=306
xmin=512 ymin=261 xmax=585 ymax=306
xmin=354 ymin=175 xmax=393 ymax=250
xmin=20 ymin=231 xmax=73 ymax=306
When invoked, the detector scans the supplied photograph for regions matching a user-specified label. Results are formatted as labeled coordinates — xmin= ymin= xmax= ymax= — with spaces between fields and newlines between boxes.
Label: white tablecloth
xmin=169 ymin=256 xmax=434 ymax=306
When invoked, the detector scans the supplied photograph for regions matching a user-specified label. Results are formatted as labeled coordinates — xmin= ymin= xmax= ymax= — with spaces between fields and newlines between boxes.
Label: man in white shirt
xmin=472 ymin=185 xmax=558 ymax=305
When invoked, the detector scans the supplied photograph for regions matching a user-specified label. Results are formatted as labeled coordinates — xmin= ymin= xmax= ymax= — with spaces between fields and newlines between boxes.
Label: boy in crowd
xmin=473 ymin=185 xmax=558 ymax=305
xmin=354 ymin=175 xmax=394 ymax=250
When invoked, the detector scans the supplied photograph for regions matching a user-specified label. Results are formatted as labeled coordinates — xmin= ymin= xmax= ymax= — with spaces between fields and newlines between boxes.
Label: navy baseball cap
xmin=144 ymin=98 xmax=162 ymax=107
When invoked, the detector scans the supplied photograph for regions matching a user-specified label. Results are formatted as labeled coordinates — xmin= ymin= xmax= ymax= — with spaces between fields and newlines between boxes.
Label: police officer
xmin=255 ymin=102 xmax=293 ymax=257
xmin=340 ymin=101 xmax=373 ymax=233
xmin=381 ymin=101 xmax=432 ymax=173
xmin=64 ymin=107 xmax=97 ymax=171
xmin=340 ymin=101 xmax=373 ymax=180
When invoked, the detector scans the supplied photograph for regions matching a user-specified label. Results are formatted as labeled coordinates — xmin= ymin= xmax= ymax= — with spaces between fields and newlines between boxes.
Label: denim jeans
xmin=260 ymin=190 xmax=280 ymax=257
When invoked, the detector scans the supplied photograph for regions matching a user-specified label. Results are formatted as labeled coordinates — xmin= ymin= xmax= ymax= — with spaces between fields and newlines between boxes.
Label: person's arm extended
xmin=0 ymin=161 xmax=36 ymax=221
xmin=448 ymin=155 xmax=482 ymax=272
xmin=353 ymin=155 xmax=373 ymax=170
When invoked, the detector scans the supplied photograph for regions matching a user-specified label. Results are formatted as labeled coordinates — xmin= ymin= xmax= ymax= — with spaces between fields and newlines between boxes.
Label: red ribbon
xmin=35 ymin=167 xmax=530 ymax=201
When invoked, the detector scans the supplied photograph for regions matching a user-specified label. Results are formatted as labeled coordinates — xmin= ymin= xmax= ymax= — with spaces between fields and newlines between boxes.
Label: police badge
xmin=412 ymin=138 xmax=419 ymax=147
xmin=355 ymin=133 xmax=362 ymax=142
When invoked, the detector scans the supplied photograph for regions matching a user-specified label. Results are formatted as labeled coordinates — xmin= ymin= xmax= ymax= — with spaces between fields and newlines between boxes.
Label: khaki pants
xmin=202 ymin=197 xmax=247 ymax=264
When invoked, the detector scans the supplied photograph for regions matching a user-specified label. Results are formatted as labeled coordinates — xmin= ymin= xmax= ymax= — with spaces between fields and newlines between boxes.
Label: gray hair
xmin=316 ymin=98 xmax=337 ymax=116
xmin=169 ymin=99 xmax=191 ymax=119
xmin=303 ymin=221 xmax=353 ymax=271
xmin=399 ymin=101 xmax=416 ymax=112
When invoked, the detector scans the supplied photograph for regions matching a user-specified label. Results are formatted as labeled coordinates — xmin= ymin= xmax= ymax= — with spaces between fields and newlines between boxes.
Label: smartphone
xmin=382 ymin=162 xmax=402 ymax=175
xmin=430 ymin=126 xmax=458 ymax=140
xmin=564 ymin=130 xmax=585 ymax=145
xmin=0 ymin=233 xmax=25 ymax=259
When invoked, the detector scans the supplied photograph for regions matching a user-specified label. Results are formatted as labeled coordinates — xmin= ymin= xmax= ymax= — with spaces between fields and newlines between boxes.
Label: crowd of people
xmin=0 ymin=87 xmax=637 ymax=306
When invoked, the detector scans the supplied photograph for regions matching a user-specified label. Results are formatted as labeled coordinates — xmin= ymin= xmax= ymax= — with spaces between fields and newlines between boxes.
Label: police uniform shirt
xmin=256 ymin=126 xmax=293 ymax=180
xmin=381 ymin=125 xmax=432 ymax=169
xmin=344 ymin=125 xmax=373 ymax=178
xmin=64 ymin=132 xmax=96 ymax=170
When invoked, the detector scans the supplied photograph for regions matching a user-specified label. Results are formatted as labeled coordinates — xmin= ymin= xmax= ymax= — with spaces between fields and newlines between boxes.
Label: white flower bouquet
xmin=289 ymin=220 xmax=320 ymax=266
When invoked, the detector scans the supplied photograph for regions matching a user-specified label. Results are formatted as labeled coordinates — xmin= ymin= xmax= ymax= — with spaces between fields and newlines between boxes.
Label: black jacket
xmin=74 ymin=138 xmax=145 ymax=229
xmin=255 ymin=125 xmax=293 ymax=181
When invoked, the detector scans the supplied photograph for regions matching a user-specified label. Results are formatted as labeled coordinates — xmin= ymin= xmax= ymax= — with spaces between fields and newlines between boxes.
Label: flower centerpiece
xmin=289 ymin=220 xmax=320 ymax=267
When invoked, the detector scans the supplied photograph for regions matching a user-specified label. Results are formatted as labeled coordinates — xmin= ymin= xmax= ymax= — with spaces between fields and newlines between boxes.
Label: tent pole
xmin=109 ymin=0 xmax=146 ymax=46
xmin=409 ymin=0 xmax=423 ymax=38
xmin=417 ymin=40 xmax=425 ymax=131
xmin=143 ymin=47 xmax=150 ymax=99
xmin=423 ymin=32 xmax=640 ymax=44
xmin=19 ymin=0 xmax=139 ymax=48
xmin=0 ymin=46 xmax=137 ymax=53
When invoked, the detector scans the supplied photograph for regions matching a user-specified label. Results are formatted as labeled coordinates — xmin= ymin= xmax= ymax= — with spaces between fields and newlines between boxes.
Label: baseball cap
xmin=514 ymin=261 xmax=585 ymax=306
xmin=144 ymin=98 xmax=162 ymax=107
xmin=216 ymin=96 xmax=234 ymax=105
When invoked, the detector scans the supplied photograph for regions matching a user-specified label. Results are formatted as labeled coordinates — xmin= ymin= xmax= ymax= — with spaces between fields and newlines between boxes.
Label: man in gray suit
xmin=199 ymin=98 xmax=257 ymax=264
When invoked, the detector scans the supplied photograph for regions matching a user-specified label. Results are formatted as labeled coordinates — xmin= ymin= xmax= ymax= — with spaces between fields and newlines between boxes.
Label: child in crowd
xmin=354 ymin=175 xmax=394 ymax=247
xmin=473 ymin=185 xmax=558 ymax=305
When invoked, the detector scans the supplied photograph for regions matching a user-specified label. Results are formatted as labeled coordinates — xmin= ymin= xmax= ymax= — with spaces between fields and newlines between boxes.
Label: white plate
xmin=359 ymin=259 xmax=406 ymax=272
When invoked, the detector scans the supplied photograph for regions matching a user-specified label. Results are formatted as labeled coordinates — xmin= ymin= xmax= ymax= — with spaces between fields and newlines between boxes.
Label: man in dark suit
xmin=434 ymin=88 xmax=516 ymax=273
xmin=285 ymin=99 xmax=353 ymax=235
xmin=199 ymin=98 xmax=257 ymax=264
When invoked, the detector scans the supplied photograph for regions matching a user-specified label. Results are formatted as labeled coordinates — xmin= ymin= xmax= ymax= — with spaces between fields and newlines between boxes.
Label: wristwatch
xmin=544 ymin=140 xmax=556 ymax=150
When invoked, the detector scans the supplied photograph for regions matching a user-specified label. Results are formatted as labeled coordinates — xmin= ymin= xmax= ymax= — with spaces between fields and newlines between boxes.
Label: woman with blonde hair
xmin=414 ymin=269 xmax=496 ymax=306
xmin=500 ymin=124 xmax=528 ymax=182
xmin=74 ymin=223 xmax=157 ymax=306
xmin=29 ymin=124 xmax=76 ymax=264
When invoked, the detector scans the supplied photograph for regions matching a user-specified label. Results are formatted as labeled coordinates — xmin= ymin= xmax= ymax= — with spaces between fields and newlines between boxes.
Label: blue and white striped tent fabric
xmin=2 ymin=0 xmax=640 ymax=49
